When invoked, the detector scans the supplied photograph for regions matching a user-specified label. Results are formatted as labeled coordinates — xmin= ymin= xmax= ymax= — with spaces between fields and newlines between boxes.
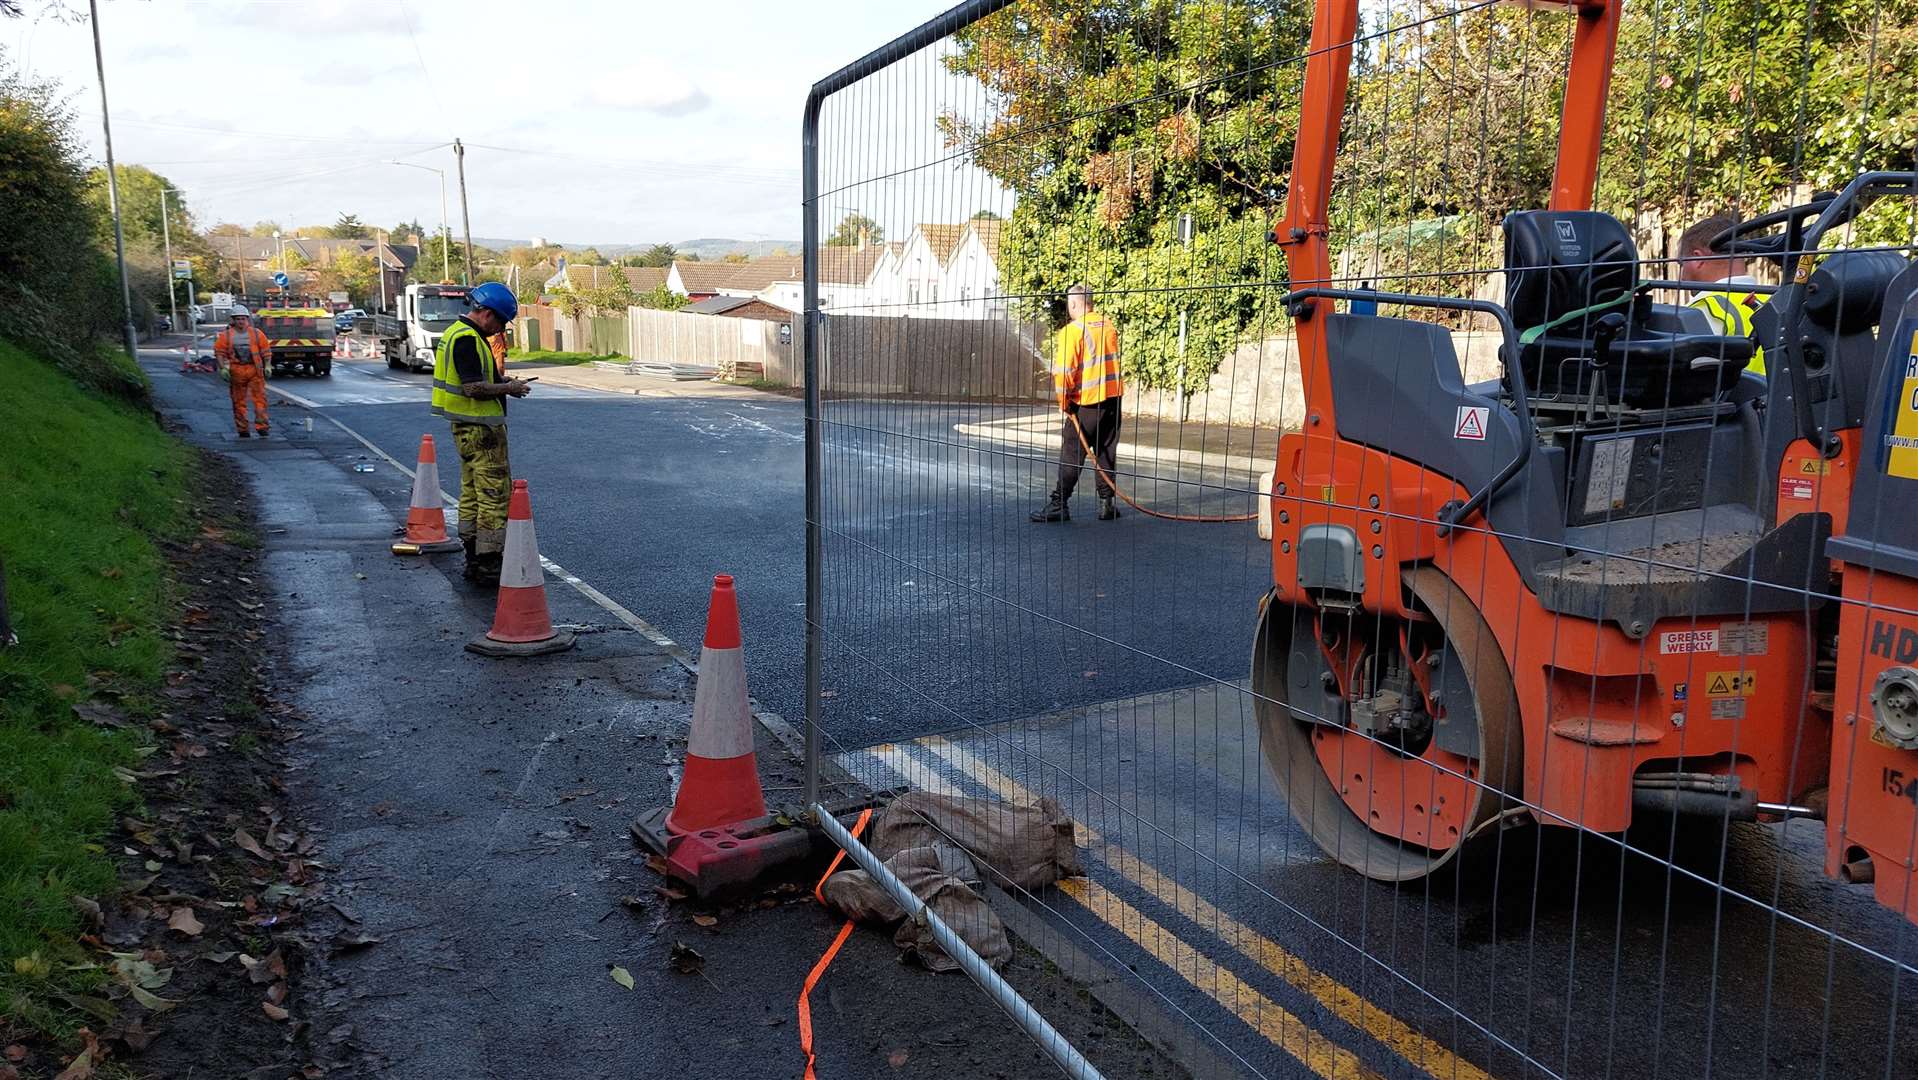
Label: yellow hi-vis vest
xmin=1054 ymin=312 xmax=1124 ymax=406
xmin=431 ymin=319 xmax=505 ymax=427
xmin=1688 ymin=289 xmax=1767 ymax=376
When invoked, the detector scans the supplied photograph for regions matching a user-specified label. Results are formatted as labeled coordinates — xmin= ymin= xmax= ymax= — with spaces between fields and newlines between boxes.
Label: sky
xmin=8 ymin=0 xmax=1008 ymax=247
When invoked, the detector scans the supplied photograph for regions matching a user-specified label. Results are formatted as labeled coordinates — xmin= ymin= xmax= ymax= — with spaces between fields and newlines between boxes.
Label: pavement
xmin=148 ymin=343 xmax=1918 ymax=1080
xmin=140 ymin=345 xmax=1190 ymax=1080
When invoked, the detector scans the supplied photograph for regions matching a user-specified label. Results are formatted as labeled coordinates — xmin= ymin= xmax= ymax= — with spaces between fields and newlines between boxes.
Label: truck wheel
xmin=387 ymin=351 xmax=402 ymax=370
xmin=318 ymin=361 xmax=332 ymax=377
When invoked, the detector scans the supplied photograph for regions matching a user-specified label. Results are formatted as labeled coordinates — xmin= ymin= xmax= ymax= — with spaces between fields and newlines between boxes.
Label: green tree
xmin=942 ymin=0 xmax=1310 ymax=391
xmin=632 ymin=243 xmax=677 ymax=267
xmin=390 ymin=218 xmax=427 ymax=241
xmin=826 ymin=213 xmax=882 ymax=246
xmin=634 ymin=283 xmax=688 ymax=311
xmin=330 ymin=212 xmax=367 ymax=239
xmin=567 ymin=246 xmax=605 ymax=265
xmin=971 ymin=209 xmax=1003 ymax=221
xmin=249 ymin=220 xmax=282 ymax=237
xmin=209 ymin=222 xmax=246 ymax=237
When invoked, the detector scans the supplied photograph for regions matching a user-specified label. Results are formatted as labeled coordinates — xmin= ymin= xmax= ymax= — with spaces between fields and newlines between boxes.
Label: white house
xmin=753 ymin=221 xmax=1008 ymax=320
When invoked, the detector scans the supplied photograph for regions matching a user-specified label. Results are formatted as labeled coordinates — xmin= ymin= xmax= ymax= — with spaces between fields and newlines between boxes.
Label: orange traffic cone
xmin=465 ymin=480 xmax=576 ymax=657
xmin=392 ymin=434 xmax=463 ymax=555
xmin=665 ymin=574 xmax=767 ymax=833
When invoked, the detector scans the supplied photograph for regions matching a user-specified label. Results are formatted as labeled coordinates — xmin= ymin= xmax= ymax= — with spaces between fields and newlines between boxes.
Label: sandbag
xmin=867 ymin=791 xmax=1083 ymax=891
xmin=819 ymin=842 xmax=1011 ymax=971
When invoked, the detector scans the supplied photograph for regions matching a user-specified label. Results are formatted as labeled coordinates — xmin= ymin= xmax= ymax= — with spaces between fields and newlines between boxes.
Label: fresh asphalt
xmin=242 ymin=356 xmax=1917 ymax=1080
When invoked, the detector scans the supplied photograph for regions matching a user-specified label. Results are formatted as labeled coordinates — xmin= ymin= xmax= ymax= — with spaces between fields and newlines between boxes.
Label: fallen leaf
xmin=0 ymin=1064 xmax=16 ymax=1080
xmin=128 ymin=984 xmax=179 ymax=1012
xmin=166 ymin=907 xmax=204 ymax=937
xmin=668 ymin=941 xmax=705 ymax=975
xmin=266 ymin=981 xmax=288 ymax=1005
xmin=233 ymin=829 xmax=269 ymax=860
xmin=331 ymin=931 xmax=383 ymax=952
xmin=262 ymin=1002 xmax=289 ymax=1022
xmin=3 ymin=1046 xmax=23 ymax=1063
xmin=69 ymin=896 xmax=103 ymax=930
xmin=618 ymin=895 xmax=648 ymax=913
xmin=652 ymin=885 xmax=688 ymax=902
xmin=608 ymin=965 xmax=635 ymax=990
xmin=691 ymin=914 xmax=717 ymax=928
xmin=143 ymin=860 xmax=162 ymax=873
xmin=53 ymin=1049 xmax=93 ymax=1080
xmin=889 ymin=1049 xmax=910 ymax=1068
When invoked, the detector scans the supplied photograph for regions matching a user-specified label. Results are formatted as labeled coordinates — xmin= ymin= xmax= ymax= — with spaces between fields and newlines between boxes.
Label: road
xmin=232 ymin=354 xmax=1916 ymax=1080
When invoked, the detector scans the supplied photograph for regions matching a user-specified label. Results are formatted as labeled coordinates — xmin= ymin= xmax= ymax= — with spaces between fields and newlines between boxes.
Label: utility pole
xmin=377 ymin=229 xmax=388 ymax=312
xmin=453 ymin=138 xmax=474 ymax=285
xmin=89 ymin=0 xmax=139 ymax=360
xmin=160 ymin=188 xmax=179 ymax=335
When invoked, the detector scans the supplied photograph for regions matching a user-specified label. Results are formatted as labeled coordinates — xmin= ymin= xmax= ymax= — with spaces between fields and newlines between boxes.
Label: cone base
xmin=465 ymin=629 xmax=576 ymax=658
xmin=392 ymin=538 xmax=463 ymax=556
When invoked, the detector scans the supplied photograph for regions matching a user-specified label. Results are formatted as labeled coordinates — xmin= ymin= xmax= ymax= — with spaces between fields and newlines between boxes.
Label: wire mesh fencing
xmin=800 ymin=0 xmax=1918 ymax=1076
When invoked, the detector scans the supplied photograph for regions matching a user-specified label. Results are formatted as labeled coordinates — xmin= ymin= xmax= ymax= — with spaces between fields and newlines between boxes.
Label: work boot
xmin=1098 ymin=496 xmax=1121 ymax=521
xmin=1028 ymin=494 xmax=1070 ymax=523
xmin=237 ymin=429 xmax=252 ymax=439
xmin=467 ymin=552 xmax=503 ymax=588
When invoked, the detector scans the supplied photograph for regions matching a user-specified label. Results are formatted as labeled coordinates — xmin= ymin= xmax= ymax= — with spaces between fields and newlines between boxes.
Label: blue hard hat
xmin=469 ymin=281 xmax=518 ymax=321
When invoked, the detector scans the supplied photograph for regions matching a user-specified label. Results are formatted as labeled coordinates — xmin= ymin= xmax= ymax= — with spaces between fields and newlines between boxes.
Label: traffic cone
xmin=665 ymin=574 xmax=767 ymax=833
xmin=465 ymin=479 xmax=576 ymax=657
xmin=391 ymin=434 xmax=463 ymax=555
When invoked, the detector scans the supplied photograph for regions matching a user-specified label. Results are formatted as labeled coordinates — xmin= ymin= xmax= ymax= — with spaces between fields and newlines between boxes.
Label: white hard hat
xmin=230 ymin=305 xmax=250 ymax=318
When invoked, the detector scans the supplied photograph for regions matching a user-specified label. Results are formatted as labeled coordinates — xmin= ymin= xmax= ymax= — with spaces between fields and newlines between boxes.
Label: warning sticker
xmin=1718 ymin=622 xmax=1770 ymax=656
xmin=1779 ymin=477 xmax=1814 ymax=503
xmin=1711 ymin=697 xmax=1748 ymax=721
xmin=1583 ymin=437 xmax=1635 ymax=516
xmin=1796 ymin=458 xmax=1834 ymax=475
xmin=1887 ymin=328 xmax=1918 ymax=481
xmin=1661 ymin=629 xmax=1719 ymax=654
xmin=1454 ymin=405 xmax=1489 ymax=441
xmin=1704 ymin=671 xmax=1756 ymax=696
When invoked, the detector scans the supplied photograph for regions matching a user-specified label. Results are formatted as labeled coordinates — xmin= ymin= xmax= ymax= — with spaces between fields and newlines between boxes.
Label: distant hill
xmin=474 ymin=237 xmax=800 ymax=260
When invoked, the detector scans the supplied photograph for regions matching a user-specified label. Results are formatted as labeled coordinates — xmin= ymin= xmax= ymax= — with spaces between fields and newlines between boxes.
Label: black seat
xmin=1503 ymin=211 xmax=1752 ymax=408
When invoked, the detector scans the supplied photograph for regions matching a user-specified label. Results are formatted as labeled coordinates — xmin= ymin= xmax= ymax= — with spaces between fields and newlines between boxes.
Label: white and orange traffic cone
xmin=465 ymin=479 xmax=576 ymax=657
xmin=665 ymin=574 xmax=767 ymax=833
xmin=391 ymin=434 xmax=464 ymax=555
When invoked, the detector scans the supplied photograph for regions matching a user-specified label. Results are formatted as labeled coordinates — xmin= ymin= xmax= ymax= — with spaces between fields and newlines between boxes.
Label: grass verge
xmin=506 ymin=348 xmax=625 ymax=366
xmin=0 ymin=339 xmax=186 ymax=1025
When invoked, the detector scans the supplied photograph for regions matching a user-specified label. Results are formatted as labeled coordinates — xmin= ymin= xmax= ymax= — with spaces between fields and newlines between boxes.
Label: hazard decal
xmin=1454 ymin=405 xmax=1489 ymax=441
xmin=1887 ymin=328 xmax=1918 ymax=481
xmin=1704 ymin=671 xmax=1756 ymax=696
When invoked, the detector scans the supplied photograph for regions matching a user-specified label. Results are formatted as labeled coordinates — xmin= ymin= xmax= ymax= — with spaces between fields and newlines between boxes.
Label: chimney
xmin=857 ymin=227 xmax=869 ymax=251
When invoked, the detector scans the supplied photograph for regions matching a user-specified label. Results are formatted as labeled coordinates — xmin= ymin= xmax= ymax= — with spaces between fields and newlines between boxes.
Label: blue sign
xmin=272 ymin=271 xmax=289 ymax=288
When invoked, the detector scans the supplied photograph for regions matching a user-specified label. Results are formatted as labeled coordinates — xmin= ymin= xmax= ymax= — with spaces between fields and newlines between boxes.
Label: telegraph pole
xmin=89 ymin=0 xmax=139 ymax=359
xmin=453 ymin=138 xmax=474 ymax=285
xmin=160 ymin=188 xmax=179 ymax=335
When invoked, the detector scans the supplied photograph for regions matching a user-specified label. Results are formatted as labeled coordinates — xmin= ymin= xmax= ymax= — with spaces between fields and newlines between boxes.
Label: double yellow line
xmin=859 ymin=736 xmax=1494 ymax=1080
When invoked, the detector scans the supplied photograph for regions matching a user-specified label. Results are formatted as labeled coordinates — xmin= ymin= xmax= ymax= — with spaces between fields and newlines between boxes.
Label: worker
xmin=214 ymin=307 xmax=272 ymax=438
xmin=1676 ymin=211 xmax=1766 ymax=375
xmin=431 ymin=282 xmax=531 ymax=585
xmin=1030 ymin=284 xmax=1124 ymax=523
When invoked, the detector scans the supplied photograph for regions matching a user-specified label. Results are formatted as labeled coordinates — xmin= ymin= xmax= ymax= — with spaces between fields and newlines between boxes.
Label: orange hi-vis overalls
xmin=216 ymin=326 xmax=272 ymax=435
xmin=1053 ymin=311 xmax=1124 ymax=407
xmin=1051 ymin=310 xmax=1125 ymax=501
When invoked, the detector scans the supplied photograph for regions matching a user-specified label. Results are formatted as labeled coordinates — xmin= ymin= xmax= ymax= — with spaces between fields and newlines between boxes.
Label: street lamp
xmin=389 ymin=161 xmax=451 ymax=282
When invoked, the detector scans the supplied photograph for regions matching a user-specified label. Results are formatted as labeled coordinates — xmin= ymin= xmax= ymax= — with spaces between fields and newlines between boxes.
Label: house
xmin=758 ymin=243 xmax=887 ymax=313
xmin=894 ymin=223 xmax=966 ymax=313
xmin=667 ymin=260 xmax=751 ymax=301
xmin=944 ymin=218 xmax=1003 ymax=318
xmin=681 ymin=294 xmax=795 ymax=321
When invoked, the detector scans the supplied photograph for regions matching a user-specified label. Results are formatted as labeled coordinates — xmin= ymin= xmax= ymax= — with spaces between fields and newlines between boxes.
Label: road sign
xmin=273 ymin=271 xmax=289 ymax=288
xmin=172 ymin=259 xmax=192 ymax=280
xmin=212 ymin=292 xmax=234 ymax=307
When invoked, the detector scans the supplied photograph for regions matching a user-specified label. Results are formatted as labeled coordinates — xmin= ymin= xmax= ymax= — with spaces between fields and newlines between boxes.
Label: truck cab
xmin=378 ymin=283 xmax=471 ymax=372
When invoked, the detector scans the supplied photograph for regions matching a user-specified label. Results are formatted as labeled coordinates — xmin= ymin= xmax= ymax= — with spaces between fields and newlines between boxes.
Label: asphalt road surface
xmin=244 ymin=355 xmax=1916 ymax=1080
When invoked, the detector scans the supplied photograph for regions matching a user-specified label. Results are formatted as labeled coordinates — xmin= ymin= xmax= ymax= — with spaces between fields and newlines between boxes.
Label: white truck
xmin=365 ymin=283 xmax=472 ymax=373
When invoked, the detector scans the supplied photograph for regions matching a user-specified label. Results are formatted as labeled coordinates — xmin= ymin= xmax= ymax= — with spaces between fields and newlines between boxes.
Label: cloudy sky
xmin=9 ymin=0 xmax=1007 ymax=246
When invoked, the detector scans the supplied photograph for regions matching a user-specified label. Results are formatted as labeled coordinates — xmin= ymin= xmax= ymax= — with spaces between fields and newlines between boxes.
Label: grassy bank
xmin=0 ymin=341 xmax=186 ymax=1010
xmin=506 ymin=348 xmax=624 ymax=366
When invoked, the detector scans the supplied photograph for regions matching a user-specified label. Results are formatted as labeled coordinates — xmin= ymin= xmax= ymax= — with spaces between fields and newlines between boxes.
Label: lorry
xmin=365 ymin=283 xmax=472 ymax=373
xmin=252 ymin=306 xmax=336 ymax=378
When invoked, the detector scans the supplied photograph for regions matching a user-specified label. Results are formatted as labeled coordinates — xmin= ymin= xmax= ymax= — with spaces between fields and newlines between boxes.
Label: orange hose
xmin=1067 ymin=410 xmax=1258 ymax=523
xmin=798 ymin=807 xmax=873 ymax=1080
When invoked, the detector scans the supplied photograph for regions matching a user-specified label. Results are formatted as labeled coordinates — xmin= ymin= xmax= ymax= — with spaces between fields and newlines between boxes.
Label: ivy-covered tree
xmin=942 ymin=0 xmax=1312 ymax=392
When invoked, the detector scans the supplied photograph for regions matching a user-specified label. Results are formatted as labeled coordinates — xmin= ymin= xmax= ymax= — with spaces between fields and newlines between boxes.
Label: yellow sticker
xmin=1705 ymin=671 xmax=1756 ymax=697
xmin=1320 ymin=486 xmax=1337 ymax=503
xmin=1889 ymin=329 xmax=1918 ymax=481
xmin=1797 ymin=458 xmax=1833 ymax=475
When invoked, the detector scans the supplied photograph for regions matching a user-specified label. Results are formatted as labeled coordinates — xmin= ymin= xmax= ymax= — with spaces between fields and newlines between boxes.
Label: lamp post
xmin=88 ymin=0 xmax=139 ymax=359
xmin=390 ymin=161 xmax=450 ymax=282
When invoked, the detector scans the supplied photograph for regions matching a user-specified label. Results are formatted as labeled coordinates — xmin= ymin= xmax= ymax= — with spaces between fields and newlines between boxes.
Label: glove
xmin=219 ymin=367 xmax=231 ymax=384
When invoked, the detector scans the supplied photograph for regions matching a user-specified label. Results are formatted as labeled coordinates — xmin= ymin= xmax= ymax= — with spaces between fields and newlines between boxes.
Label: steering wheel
xmin=1708 ymin=194 xmax=1848 ymax=260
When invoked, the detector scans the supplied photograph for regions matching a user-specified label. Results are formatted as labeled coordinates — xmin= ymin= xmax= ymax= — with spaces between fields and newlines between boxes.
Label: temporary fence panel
xmin=804 ymin=1 xmax=1918 ymax=1079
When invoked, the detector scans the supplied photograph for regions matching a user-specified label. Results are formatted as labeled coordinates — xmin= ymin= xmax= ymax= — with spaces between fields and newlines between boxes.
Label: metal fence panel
xmin=803 ymin=1 xmax=1918 ymax=1076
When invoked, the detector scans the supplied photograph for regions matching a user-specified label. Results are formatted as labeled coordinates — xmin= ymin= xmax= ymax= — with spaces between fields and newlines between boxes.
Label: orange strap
xmin=798 ymin=808 xmax=872 ymax=1080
